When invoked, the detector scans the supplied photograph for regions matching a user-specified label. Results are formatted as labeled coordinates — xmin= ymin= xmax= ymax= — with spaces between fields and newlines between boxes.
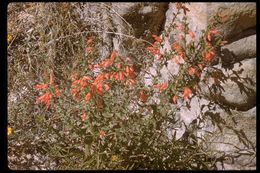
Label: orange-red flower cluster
xmin=95 ymin=51 xmax=117 ymax=69
xmin=202 ymin=29 xmax=221 ymax=63
xmin=172 ymin=87 xmax=193 ymax=104
xmin=183 ymin=87 xmax=192 ymax=101
xmin=153 ymin=82 xmax=168 ymax=93
xmin=71 ymin=75 xmax=92 ymax=100
xmin=70 ymin=51 xmax=138 ymax=103
xmin=207 ymin=29 xmax=221 ymax=42
xmin=35 ymin=73 xmax=61 ymax=109
xmin=146 ymin=35 xmax=162 ymax=57
xmin=36 ymin=92 xmax=53 ymax=109
xmin=188 ymin=67 xmax=201 ymax=78
xmin=124 ymin=79 xmax=137 ymax=87
xmin=203 ymin=50 xmax=215 ymax=63
xmin=172 ymin=42 xmax=185 ymax=59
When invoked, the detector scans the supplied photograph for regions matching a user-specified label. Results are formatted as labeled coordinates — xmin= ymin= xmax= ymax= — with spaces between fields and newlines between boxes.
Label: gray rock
xmin=206 ymin=3 xmax=256 ymax=42
xmin=165 ymin=3 xmax=256 ymax=43
xmin=204 ymin=107 xmax=256 ymax=170
xmin=221 ymin=34 xmax=256 ymax=66
xmin=200 ymin=58 xmax=256 ymax=111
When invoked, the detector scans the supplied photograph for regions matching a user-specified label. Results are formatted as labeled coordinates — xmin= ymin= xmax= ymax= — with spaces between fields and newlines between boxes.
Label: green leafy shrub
xmin=8 ymin=3 xmax=239 ymax=170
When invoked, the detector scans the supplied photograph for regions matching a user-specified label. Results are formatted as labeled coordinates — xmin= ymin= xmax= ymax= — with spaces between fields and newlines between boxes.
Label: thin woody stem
xmin=45 ymin=30 xmax=154 ymax=46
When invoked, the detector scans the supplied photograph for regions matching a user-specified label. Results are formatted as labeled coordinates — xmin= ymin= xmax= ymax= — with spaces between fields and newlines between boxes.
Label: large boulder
xmin=165 ymin=3 xmax=256 ymax=43
xmin=115 ymin=3 xmax=169 ymax=42
xmin=221 ymin=34 xmax=256 ymax=67
xmin=200 ymin=58 xmax=256 ymax=111
xmin=207 ymin=3 xmax=256 ymax=43
xmin=83 ymin=3 xmax=169 ymax=59
xmin=205 ymin=107 xmax=256 ymax=170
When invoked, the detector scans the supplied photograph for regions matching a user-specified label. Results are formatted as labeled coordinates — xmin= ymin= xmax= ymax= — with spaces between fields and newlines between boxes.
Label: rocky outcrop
xmin=206 ymin=107 xmax=256 ymax=170
xmin=219 ymin=58 xmax=256 ymax=111
xmin=199 ymin=58 xmax=256 ymax=111
xmin=165 ymin=3 xmax=256 ymax=43
xmin=221 ymin=34 xmax=256 ymax=67
xmin=8 ymin=2 xmax=256 ymax=170
xmin=165 ymin=2 xmax=256 ymax=111
xmin=80 ymin=3 xmax=168 ymax=59
xmin=164 ymin=2 xmax=256 ymax=170
xmin=120 ymin=3 xmax=168 ymax=42
xmin=207 ymin=3 xmax=256 ymax=43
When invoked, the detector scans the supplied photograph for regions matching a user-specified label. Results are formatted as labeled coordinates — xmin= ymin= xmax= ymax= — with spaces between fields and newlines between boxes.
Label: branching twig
xmin=45 ymin=30 xmax=153 ymax=46
xmin=101 ymin=3 xmax=134 ymax=33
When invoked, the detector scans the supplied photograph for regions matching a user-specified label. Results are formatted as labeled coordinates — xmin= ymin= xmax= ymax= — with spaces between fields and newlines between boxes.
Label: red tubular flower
xmin=172 ymin=42 xmax=185 ymax=58
xmin=189 ymin=31 xmax=195 ymax=39
xmin=81 ymin=112 xmax=88 ymax=121
xmin=80 ymin=80 xmax=88 ymax=90
xmin=154 ymin=82 xmax=168 ymax=93
xmin=110 ymin=50 xmax=118 ymax=62
xmin=85 ymin=92 xmax=92 ymax=103
xmin=172 ymin=43 xmax=182 ymax=52
xmin=209 ymin=29 xmax=220 ymax=35
xmin=146 ymin=46 xmax=160 ymax=56
xmin=203 ymin=50 xmax=215 ymax=63
xmin=72 ymin=79 xmax=80 ymax=86
xmin=100 ymin=59 xmax=112 ymax=68
xmin=71 ymin=88 xmax=79 ymax=97
xmin=104 ymin=73 xmax=110 ymax=80
xmin=160 ymin=83 xmax=168 ymax=92
xmin=195 ymin=71 xmax=201 ymax=78
xmin=207 ymin=29 xmax=221 ymax=41
xmin=36 ymin=92 xmax=53 ymax=109
xmin=82 ymin=76 xmax=92 ymax=81
xmin=125 ymin=79 xmax=137 ymax=86
xmin=114 ymin=72 xmax=119 ymax=81
xmin=124 ymin=66 xmax=135 ymax=79
xmin=99 ymin=130 xmax=106 ymax=138
xmin=94 ymin=74 xmax=105 ymax=85
xmin=86 ymin=37 xmax=93 ymax=45
xmin=88 ymin=64 xmax=94 ymax=71
xmin=55 ymin=85 xmax=61 ymax=97
xmin=117 ymin=62 xmax=122 ymax=69
xmin=188 ymin=67 xmax=196 ymax=76
xmin=118 ymin=71 xmax=125 ymax=81
xmin=198 ymin=64 xmax=204 ymax=70
xmin=172 ymin=95 xmax=177 ymax=104
xmin=34 ymin=84 xmax=48 ymax=90
xmin=49 ymin=73 xmax=54 ymax=85
xmin=220 ymin=40 xmax=228 ymax=46
xmin=152 ymin=35 xmax=162 ymax=43
xmin=139 ymin=90 xmax=148 ymax=102
xmin=183 ymin=87 xmax=192 ymax=101
xmin=104 ymin=84 xmax=111 ymax=91
xmin=94 ymin=83 xmax=104 ymax=96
